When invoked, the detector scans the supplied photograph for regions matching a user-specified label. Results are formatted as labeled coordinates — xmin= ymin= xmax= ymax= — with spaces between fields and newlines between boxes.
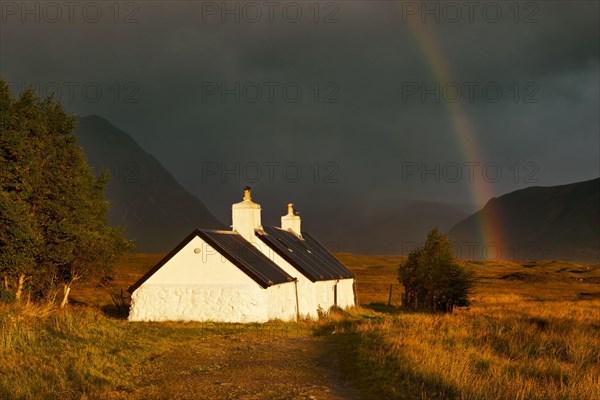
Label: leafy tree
xmin=0 ymin=190 xmax=40 ymax=299
xmin=0 ymin=79 xmax=134 ymax=306
xmin=0 ymin=83 xmax=42 ymax=299
xmin=398 ymin=228 xmax=473 ymax=313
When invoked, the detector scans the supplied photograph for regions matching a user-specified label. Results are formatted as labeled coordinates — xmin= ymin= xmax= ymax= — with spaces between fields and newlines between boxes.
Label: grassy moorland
xmin=0 ymin=253 xmax=599 ymax=399
xmin=0 ymin=300 xmax=310 ymax=399
xmin=330 ymin=254 xmax=600 ymax=399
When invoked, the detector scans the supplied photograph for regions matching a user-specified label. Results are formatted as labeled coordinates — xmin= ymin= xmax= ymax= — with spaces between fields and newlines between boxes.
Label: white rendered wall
xmin=314 ymin=280 xmax=335 ymax=312
xmin=336 ymin=278 xmax=356 ymax=308
xmin=313 ymin=279 xmax=355 ymax=312
xmin=129 ymin=284 xmax=269 ymax=322
xmin=129 ymin=235 xmax=296 ymax=322
xmin=265 ymin=283 xmax=299 ymax=321
xmin=252 ymin=241 xmax=319 ymax=318
xmin=143 ymin=236 xmax=251 ymax=286
xmin=252 ymin=240 xmax=355 ymax=318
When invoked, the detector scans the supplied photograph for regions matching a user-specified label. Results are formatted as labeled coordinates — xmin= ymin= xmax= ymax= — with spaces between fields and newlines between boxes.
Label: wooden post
xmin=387 ymin=284 xmax=393 ymax=306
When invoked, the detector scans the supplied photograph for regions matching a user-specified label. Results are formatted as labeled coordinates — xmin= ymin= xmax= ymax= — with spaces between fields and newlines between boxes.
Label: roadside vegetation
xmin=1 ymin=253 xmax=598 ymax=399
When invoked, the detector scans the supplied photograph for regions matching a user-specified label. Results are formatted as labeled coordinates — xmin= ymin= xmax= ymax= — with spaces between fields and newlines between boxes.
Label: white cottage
xmin=234 ymin=196 xmax=355 ymax=318
xmin=128 ymin=187 xmax=355 ymax=322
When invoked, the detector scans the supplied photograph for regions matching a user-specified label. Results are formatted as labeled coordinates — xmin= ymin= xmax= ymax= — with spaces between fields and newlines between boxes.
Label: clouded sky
xmin=2 ymin=0 xmax=598 ymax=224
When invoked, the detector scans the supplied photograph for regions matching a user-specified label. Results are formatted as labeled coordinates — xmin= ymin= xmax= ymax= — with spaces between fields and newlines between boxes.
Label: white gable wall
xmin=129 ymin=236 xmax=297 ymax=322
xmin=143 ymin=236 xmax=250 ymax=286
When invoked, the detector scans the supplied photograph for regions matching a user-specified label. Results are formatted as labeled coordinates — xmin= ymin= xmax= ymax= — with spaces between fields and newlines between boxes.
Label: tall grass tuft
xmin=0 ymin=303 xmax=140 ymax=399
xmin=319 ymin=298 xmax=600 ymax=400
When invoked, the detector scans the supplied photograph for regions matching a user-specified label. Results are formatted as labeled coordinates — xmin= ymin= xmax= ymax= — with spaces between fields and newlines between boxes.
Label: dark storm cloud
xmin=1 ymin=0 xmax=598 ymax=224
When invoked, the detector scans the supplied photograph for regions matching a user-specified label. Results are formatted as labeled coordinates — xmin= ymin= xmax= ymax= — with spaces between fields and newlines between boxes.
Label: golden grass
xmin=1 ymin=253 xmax=599 ymax=399
xmin=323 ymin=254 xmax=600 ymax=399
xmin=336 ymin=252 xmax=404 ymax=306
xmin=1 ymin=253 xmax=311 ymax=399
xmin=0 ymin=303 xmax=309 ymax=400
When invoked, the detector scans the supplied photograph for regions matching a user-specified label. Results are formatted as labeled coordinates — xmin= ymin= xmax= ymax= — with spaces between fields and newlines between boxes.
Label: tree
xmin=0 ymin=190 xmax=40 ymax=299
xmin=398 ymin=228 xmax=473 ymax=313
xmin=0 ymin=79 xmax=134 ymax=305
xmin=0 ymin=82 xmax=42 ymax=299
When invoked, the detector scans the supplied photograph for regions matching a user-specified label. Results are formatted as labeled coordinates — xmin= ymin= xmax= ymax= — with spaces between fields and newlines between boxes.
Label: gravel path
xmin=135 ymin=332 xmax=362 ymax=400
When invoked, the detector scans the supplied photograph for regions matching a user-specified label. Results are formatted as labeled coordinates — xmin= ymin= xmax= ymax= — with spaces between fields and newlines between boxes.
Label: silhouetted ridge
xmin=449 ymin=178 xmax=600 ymax=262
xmin=76 ymin=115 xmax=224 ymax=251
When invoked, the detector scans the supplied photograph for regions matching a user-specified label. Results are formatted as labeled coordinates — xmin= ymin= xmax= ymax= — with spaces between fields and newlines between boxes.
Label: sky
xmin=1 ymin=0 xmax=599 ymax=225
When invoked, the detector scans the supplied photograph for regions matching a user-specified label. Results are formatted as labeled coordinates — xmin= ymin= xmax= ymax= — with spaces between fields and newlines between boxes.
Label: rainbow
xmin=401 ymin=16 xmax=505 ymax=259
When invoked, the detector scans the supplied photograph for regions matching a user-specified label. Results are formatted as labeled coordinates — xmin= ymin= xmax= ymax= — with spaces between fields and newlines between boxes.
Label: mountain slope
xmin=75 ymin=115 xmax=224 ymax=251
xmin=449 ymin=178 xmax=600 ymax=262
xmin=306 ymin=200 xmax=475 ymax=255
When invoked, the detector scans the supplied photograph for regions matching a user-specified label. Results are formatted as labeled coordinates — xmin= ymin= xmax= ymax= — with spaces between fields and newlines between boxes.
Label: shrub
xmin=398 ymin=228 xmax=473 ymax=313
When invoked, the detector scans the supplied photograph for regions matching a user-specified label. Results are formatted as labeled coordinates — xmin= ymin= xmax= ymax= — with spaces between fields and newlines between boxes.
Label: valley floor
xmin=1 ymin=253 xmax=598 ymax=399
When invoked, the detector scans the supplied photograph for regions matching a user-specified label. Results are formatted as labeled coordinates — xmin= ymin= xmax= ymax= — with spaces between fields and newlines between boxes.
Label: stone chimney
xmin=232 ymin=186 xmax=262 ymax=242
xmin=281 ymin=203 xmax=301 ymax=236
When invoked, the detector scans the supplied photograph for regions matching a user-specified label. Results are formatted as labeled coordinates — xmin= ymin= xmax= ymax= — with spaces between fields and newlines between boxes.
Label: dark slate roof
xmin=255 ymin=226 xmax=354 ymax=282
xmin=128 ymin=229 xmax=295 ymax=292
xmin=198 ymin=230 xmax=295 ymax=288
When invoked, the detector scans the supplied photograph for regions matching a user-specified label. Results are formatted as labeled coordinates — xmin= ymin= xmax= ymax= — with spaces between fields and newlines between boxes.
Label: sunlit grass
xmin=0 ymin=303 xmax=310 ymax=400
xmin=1 ymin=253 xmax=599 ymax=399
xmin=323 ymin=254 xmax=600 ymax=399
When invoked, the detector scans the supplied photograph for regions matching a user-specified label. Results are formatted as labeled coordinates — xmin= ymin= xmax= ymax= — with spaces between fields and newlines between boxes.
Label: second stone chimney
xmin=232 ymin=186 xmax=262 ymax=242
xmin=281 ymin=203 xmax=301 ymax=236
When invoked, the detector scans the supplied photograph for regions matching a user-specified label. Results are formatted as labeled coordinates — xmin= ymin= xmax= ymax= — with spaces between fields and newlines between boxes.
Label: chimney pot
xmin=243 ymin=186 xmax=252 ymax=201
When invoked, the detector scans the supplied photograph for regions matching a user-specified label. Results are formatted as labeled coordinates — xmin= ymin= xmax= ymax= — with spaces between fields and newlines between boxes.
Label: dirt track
xmin=134 ymin=333 xmax=361 ymax=400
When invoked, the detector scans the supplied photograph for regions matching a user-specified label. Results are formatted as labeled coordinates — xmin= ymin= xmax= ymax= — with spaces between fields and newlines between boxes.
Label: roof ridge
xmin=200 ymin=229 xmax=241 ymax=234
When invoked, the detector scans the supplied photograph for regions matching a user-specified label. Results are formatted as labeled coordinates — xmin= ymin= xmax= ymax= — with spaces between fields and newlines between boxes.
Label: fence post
xmin=387 ymin=284 xmax=393 ymax=306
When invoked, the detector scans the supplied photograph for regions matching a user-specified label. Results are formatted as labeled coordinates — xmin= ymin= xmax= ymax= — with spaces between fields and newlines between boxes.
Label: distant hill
xmin=76 ymin=116 xmax=598 ymax=260
xmin=75 ymin=115 xmax=224 ymax=251
xmin=449 ymin=178 xmax=600 ymax=262
xmin=306 ymin=200 xmax=475 ymax=255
